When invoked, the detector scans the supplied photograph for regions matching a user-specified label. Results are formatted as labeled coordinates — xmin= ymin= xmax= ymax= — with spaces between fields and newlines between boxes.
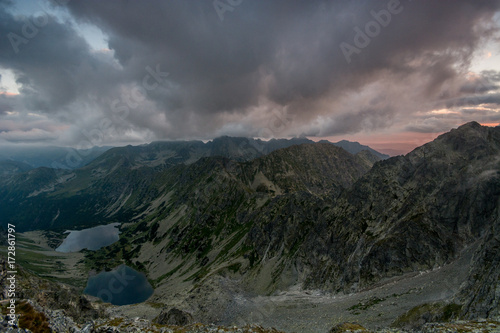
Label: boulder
xmin=154 ymin=308 xmax=194 ymax=326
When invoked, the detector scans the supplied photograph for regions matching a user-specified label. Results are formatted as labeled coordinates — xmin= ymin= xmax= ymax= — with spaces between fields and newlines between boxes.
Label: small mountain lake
xmin=84 ymin=265 xmax=154 ymax=305
xmin=55 ymin=223 xmax=121 ymax=253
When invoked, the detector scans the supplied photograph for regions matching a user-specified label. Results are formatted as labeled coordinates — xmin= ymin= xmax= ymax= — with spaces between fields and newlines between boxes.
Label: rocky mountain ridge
xmin=0 ymin=137 xmax=383 ymax=231
xmin=0 ymin=122 xmax=499 ymax=331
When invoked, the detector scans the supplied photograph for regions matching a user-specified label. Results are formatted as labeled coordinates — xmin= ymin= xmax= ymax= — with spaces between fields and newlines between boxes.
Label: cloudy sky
xmin=1 ymin=0 xmax=499 ymax=154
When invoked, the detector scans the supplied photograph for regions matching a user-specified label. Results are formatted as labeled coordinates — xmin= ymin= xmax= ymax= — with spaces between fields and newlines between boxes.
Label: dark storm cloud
xmin=63 ymin=0 xmax=500 ymax=136
xmin=0 ymin=6 xmax=83 ymax=111
xmin=405 ymin=118 xmax=461 ymax=134
xmin=0 ymin=99 xmax=12 ymax=115
xmin=456 ymin=71 xmax=500 ymax=97
xmin=1 ymin=0 xmax=500 ymax=145
xmin=458 ymin=108 xmax=500 ymax=124
xmin=482 ymin=70 xmax=500 ymax=82
xmin=446 ymin=93 xmax=500 ymax=108
xmin=0 ymin=105 xmax=9 ymax=115
xmin=458 ymin=108 xmax=500 ymax=123
xmin=459 ymin=81 xmax=498 ymax=94
xmin=0 ymin=90 xmax=13 ymax=115
xmin=0 ymin=1 xmax=125 ymax=116
xmin=305 ymin=107 xmax=395 ymax=137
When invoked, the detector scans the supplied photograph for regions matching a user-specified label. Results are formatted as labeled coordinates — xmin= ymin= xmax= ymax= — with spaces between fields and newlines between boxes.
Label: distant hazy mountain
xmin=0 ymin=145 xmax=112 ymax=169
xmin=0 ymin=160 xmax=33 ymax=176
xmin=326 ymin=139 xmax=390 ymax=159
xmin=208 ymin=136 xmax=391 ymax=160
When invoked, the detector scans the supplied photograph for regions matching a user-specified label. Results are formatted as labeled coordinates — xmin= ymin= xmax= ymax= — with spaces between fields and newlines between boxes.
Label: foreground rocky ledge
xmin=2 ymin=299 xmax=500 ymax=333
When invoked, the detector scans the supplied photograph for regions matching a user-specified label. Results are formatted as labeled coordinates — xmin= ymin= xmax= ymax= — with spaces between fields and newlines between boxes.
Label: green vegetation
xmin=2 ymin=243 xmax=87 ymax=287
xmin=329 ymin=322 xmax=368 ymax=333
xmin=227 ymin=262 xmax=242 ymax=273
xmin=1 ymin=301 xmax=51 ymax=333
xmin=392 ymin=302 xmax=463 ymax=328
xmin=146 ymin=301 xmax=166 ymax=309
xmin=155 ymin=262 xmax=184 ymax=284
xmin=442 ymin=303 xmax=463 ymax=321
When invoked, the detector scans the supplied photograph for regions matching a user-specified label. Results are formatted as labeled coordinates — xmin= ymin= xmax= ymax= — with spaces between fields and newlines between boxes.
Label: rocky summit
xmin=1 ymin=125 xmax=500 ymax=332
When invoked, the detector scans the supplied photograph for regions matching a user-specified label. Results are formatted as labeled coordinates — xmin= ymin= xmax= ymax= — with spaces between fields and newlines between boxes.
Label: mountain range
xmin=0 ymin=138 xmax=389 ymax=176
xmin=0 ymin=122 xmax=499 ymax=331
xmin=0 ymin=145 xmax=112 ymax=171
xmin=0 ymin=137 xmax=387 ymax=231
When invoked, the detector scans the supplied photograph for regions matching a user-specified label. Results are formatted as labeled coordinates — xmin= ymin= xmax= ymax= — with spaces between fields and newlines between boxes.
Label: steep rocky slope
xmin=245 ymin=122 xmax=500 ymax=318
xmin=300 ymin=122 xmax=499 ymax=288
xmin=80 ymin=143 xmax=378 ymax=296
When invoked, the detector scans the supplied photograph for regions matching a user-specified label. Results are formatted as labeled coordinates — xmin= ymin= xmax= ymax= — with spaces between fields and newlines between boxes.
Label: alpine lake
xmin=56 ymin=223 xmax=154 ymax=306
xmin=14 ymin=223 xmax=154 ymax=306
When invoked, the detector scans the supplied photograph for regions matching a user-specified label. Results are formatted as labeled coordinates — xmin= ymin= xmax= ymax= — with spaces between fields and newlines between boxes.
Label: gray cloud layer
xmin=0 ymin=0 xmax=499 ymax=146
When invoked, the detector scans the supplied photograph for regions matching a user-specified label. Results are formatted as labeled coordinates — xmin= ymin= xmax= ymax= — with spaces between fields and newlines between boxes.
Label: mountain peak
xmin=458 ymin=121 xmax=482 ymax=129
xmin=331 ymin=140 xmax=390 ymax=159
